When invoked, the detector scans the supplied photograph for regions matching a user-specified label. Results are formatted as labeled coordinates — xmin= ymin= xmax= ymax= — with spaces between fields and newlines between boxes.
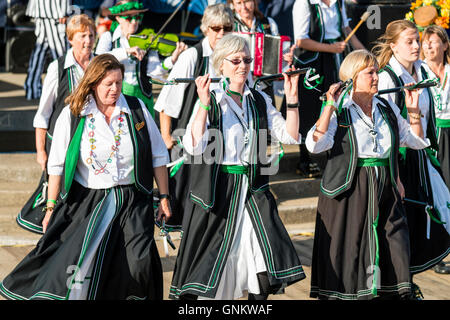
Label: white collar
xmin=80 ymin=94 xmax=132 ymax=117
xmin=310 ymin=0 xmax=338 ymax=7
xmin=214 ymin=77 xmax=254 ymax=112
xmin=112 ymin=26 xmax=123 ymax=42
xmin=235 ymin=13 xmax=256 ymax=28
xmin=64 ymin=47 xmax=94 ymax=69
xmin=201 ymin=37 xmax=213 ymax=58
xmin=388 ymin=56 xmax=424 ymax=81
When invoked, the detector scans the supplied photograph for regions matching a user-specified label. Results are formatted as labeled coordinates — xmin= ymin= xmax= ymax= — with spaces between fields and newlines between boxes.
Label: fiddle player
xmin=96 ymin=0 xmax=187 ymax=117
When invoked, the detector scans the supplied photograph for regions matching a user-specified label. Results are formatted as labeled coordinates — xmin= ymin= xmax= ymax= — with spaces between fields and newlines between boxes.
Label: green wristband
xmin=199 ymin=101 xmax=210 ymax=111
xmin=325 ymin=100 xmax=335 ymax=107
xmin=47 ymin=199 xmax=57 ymax=205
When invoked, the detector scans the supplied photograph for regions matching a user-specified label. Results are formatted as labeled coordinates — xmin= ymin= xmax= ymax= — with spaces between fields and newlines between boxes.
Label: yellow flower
xmin=442 ymin=8 xmax=450 ymax=17
xmin=424 ymin=0 xmax=433 ymax=6
xmin=406 ymin=11 xmax=415 ymax=20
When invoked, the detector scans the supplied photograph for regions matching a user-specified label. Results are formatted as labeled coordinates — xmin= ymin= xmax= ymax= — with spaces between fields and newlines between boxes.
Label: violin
xmin=129 ymin=28 xmax=179 ymax=57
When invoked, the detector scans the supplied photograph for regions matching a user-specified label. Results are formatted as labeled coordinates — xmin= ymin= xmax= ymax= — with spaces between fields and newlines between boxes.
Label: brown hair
xmin=227 ymin=0 xmax=265 ymax=21
xmin=66 ymin=54 xmax=124 ymax=116
xmin=66 ymin=14 xmax=96 ymax=41
xmin=421 ymin=25 xmax=450 ymax=64
xmin=372 ymin=19 xmax=418 ymax=69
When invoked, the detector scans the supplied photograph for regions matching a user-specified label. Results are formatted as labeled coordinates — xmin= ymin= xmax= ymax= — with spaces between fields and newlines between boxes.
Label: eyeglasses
xmin=209 ymin=25 xmax=233 ymax=33
xmin=224 ymin=57 xmax=253 ymax=65
xmin=121 ymin=14 xmax=144 ymax=22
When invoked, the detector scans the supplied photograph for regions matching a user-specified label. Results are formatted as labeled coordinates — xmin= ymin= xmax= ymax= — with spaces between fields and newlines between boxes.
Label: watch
xmin=159 ymin=194 xmax=171 ymax=201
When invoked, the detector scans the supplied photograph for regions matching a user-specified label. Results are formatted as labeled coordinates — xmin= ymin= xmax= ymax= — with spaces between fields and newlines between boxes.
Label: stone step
xmin=0 ymin=153 xmax=41 ymax=183
xmin=0 ymin=147 xmax=324 ymax=183
xmin=0 ymin=182 xmax=39 ymax=207
xmin=270 ymin=173 xmax=321 ymax=199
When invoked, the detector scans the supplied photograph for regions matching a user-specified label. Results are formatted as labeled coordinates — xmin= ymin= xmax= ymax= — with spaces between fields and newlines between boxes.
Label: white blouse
xmin=378 ymin=56 xmax=431 ymax=135
xmin=423 ymin=61 xmax=450 ymax=120
xmin=95 ymin=27 xmax=173 ymax=86
xmin=33 ymin=48 xmax=92 ymax=129
xmin=183 ymin=79 xmax=301 ymax=165
xmin=47 ymin=94 xmax=169 ymax=189
xmin=292 ymin=0 xmax=350 ymax=41
xmin=305 ymin=95 xmax=430 ymax=156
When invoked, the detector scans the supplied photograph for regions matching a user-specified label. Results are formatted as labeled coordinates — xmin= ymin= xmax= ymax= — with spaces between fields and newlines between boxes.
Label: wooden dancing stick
xmin=344 ymin=11 xmax=371 ymax=43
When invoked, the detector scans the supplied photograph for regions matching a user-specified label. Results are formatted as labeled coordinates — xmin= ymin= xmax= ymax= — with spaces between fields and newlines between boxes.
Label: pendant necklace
xmin=352 ymin=104 xmax=379 ymax=153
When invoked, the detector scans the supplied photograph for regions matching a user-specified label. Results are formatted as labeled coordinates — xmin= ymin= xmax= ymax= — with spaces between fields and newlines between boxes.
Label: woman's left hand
xmin=283 ymin=66 xmax=300 ymax=104
xmin=157 ymin=198 xmax=172 ymax=223
xmin=171 ymin=41 xmax=188 ymax=64
xmin=282 ymin=44 xmax=296 ymax=65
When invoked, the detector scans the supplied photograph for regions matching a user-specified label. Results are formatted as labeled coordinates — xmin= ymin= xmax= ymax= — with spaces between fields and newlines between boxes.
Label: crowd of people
xmin=0 ymin=0 xmax=449 ymax=301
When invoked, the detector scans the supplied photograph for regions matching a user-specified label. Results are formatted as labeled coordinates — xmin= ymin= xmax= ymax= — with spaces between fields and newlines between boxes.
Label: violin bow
xmin=146 ymin=0 xmax=188 ymax=52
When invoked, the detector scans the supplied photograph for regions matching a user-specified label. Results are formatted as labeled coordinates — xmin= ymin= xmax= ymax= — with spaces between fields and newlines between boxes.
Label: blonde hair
xmin=372 ymin=19 xmax=418 ymax=69
xmin=66 ymin=14 xmax=96 ymax=41
xmin=211 ymin=34 xmax=249 ymax=75
xmin=421 ymin=25 xmax=450 ymax=64
xmin=200 ymin=3 xmax=234 ymax=35
xmin=66 ymin=54 xmax=124 ymax=116
xmin=339 ymin=49 xmax=379 ymax=84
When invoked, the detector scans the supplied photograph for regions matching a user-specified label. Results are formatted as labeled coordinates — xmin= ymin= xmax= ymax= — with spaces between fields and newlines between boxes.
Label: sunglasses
xmin=121 ymin=14 xmax=144 ymax=22
xmin=224 ymin=57 xmax=253 ymax=65
xmin=209 ymin=25 xmax=233 ymax=33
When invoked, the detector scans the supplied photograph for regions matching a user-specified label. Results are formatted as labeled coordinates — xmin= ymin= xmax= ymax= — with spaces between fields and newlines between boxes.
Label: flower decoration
xmin=406 ymin=0 xmax=450 ymax=30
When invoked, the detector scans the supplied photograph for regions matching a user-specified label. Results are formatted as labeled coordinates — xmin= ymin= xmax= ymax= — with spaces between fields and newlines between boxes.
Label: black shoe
xmin=296 ymin=162 xmax=322 ymax=178
xmin=410 ymin=282 xmax=424 ymax=300
xmin=433 ymin=262 xmax=450 ymax=274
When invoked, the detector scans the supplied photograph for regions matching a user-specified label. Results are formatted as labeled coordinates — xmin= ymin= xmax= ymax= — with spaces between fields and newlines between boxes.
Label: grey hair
xmin=200 ymin=3 xmax=234 ymax=35
xmin=211 ymin=34 xmax=249 ymax=76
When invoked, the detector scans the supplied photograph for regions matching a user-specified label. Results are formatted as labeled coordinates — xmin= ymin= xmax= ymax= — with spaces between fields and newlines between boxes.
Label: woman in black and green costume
xmin=306 ymin=50 xmax=429 ymax=300
xmin=17 ymin=14 xmax=96 ymax=234
xmin=375 ymin=19 xmax=450 ymax=298
xmin=95 ymin=0 xmax=187 ymax=118
xmin=0 ymin=54 xmax=171 ymax=300
xmin=290 ymin=0 xmax=365 ymax=177
xmin=169 ymin=34 xmax=305 ymax=300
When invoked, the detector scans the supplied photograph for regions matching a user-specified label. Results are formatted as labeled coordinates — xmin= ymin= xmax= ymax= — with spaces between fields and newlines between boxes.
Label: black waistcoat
xmin=293 ymin=0 xmax=344 ymax=66
xmin=60 ymin=95 xmax=154 ymax=199
xmin=47 ymin=55 xmax=72 ymax=136
xmin=188 ymin=88 xmax=269 ymax=210
xmin=320 ymin=97 xmax=401 ymax=199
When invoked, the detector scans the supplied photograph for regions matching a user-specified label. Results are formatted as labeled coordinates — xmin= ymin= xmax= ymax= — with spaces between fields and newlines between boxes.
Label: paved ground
xmin=1 ymin=230 xmax=449 ymax=300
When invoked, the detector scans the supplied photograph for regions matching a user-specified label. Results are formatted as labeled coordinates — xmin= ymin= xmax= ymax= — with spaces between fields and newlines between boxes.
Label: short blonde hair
xmin=339 ymin=49 xmax=378 ymax=83
xmin=66 ymin=14 xmax=96 ymax=41
xmin=200 ymin=3 xmax=234 ymax=35
xmin=211 ymin=34 xmax=249 ymax=76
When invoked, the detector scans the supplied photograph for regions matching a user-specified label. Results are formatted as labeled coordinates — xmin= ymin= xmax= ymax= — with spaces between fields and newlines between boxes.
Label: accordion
xmin=234 ymin=32 xmax=291 ymax=76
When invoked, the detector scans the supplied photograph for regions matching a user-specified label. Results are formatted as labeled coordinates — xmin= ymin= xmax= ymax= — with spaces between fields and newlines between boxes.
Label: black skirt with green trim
xmin=399 ymin=148 xmax=450 ymax=274
xmin=169 ymin=170 xmax=305 ymax=299
xmin=311 ymin=166 xmax=412 ymax=300
xmin=0 ymin=181 xmax=163 ymax=300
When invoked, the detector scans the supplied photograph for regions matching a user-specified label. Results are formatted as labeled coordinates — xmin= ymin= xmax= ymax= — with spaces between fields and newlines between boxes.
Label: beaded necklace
xmin=85 ymin=112 xmax=125 ymax=175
